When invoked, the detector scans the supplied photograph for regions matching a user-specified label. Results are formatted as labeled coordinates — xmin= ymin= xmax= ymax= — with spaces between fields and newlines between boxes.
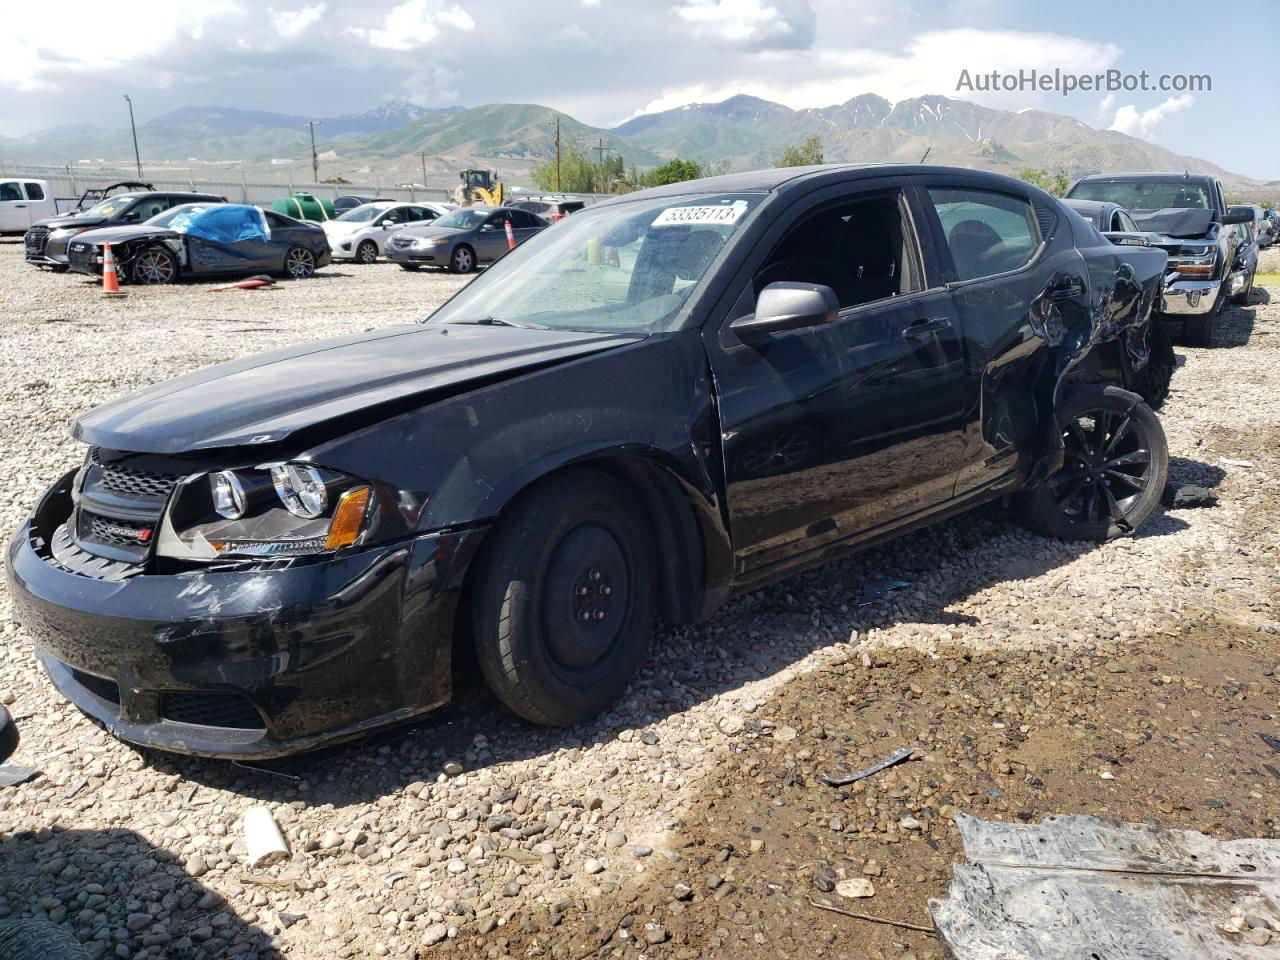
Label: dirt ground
xmin=0 ymin=239 xmax=1277 ymax=960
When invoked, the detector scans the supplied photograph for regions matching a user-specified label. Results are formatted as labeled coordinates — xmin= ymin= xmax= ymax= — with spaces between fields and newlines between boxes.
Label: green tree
xmin=1016 ymin=167 xmax=1072 ymax=197
xmin=531 ymin=143 xmax=600 ymax=193
xmin=777 ymin=135 xmax=824 ymax=167
xmin=641 ymin=158 xmax=705 ymax=187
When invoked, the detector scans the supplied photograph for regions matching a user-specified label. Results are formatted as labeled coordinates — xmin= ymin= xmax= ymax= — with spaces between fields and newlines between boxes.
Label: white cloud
xmin=624 ymin=28 xmax=1122 ymax=121
xmin=1108 ymin=94 xmax=1194 ymax=140
xmin=271 ymin=2 xmax=327 ymax=40
xmin=676 ymin=0 xmax=791 ymax=44
xmin=0 ymin=0 xmax=241 ymax=90
xmin=581 ymin=0 xmax=602 ymax=5
xmin=351 ymin=0 xmax=475 ymax=51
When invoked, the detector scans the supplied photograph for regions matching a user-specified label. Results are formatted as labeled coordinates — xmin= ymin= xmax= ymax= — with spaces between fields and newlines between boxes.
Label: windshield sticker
xmin=652 ymin=203 xmax=747 ymax=227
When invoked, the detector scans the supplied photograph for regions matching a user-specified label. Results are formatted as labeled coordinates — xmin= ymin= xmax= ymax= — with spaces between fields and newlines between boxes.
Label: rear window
xmin=1070 ymin=180 xmax=1211 ymax=211
xmin=24 ymin=183 xmax=45 ymax=201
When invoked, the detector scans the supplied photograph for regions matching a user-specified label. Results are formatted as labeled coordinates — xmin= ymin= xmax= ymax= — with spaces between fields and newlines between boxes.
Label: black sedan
xmin=9 ymin=164 xmax=1171 ymax=758
xmin=66 ymin=203 xmax=331 ymax=284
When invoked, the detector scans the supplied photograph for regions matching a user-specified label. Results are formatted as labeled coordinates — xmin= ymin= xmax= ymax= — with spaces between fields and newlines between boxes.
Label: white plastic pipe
xmin=243 ymin=805 xmax=290 ymax=867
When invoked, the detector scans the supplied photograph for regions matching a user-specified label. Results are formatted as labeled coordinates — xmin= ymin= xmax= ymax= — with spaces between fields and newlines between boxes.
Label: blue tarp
xmin=169 ymin=205 xmax=269 ymax=244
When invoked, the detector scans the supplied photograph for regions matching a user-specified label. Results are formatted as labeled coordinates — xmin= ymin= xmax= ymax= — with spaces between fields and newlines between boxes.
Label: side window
xmin=408 ymin=206 xmax=435 ymax=222
xmin=1116 ymin=211 xmax=1138 ymax=232
xmin=928 ymin=187 xmax=1039 ymax=281
xmin=0 ymin=182 xmax=22 ymax=202
xmin=131 ymin=198 xmax=169 ymax=221
xmin=264 ymin=211 xmax=291 ymax=230
xmin=752 ymin=191 xmax=921 ymax=310
xmin=24 ymin=183 xmax=45 ymax=201
xmin=382 ymin=207 xmax=409 ymax=224
xmin=514 ymin=211 xmax=539 ymax=229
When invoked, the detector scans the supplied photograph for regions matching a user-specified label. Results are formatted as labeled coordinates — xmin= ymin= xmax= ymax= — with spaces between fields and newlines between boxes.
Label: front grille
xmin=160 ymin=692 xmax=266 ymax=730
xmin=84 ymin=511 xmax=154 ymax=546
xmin=390 ymin=237 xmax=415 ymax=248
xmin=24 ymin=226 xmax=50 ymax=257
xmin=70 ymin=667 xmax=121 ymax=705
xmin=90 ymin=448 xmax=179 ymax=501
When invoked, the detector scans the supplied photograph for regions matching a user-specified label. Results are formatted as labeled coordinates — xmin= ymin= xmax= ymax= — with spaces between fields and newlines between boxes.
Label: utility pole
xmin=306 ymin=120 xmax=321 ymax=182
xmin=592 ymin=137 xmax=609 ymax=193
xmin=123 ymin=95 xmax=142 ymax=178
xmin=547 ymin=117 xmax=561 ymax=192
xmin=420 ymin=152 xmax=428 ymax=188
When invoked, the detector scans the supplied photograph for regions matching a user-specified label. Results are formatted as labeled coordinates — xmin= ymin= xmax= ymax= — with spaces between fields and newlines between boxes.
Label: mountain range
xmin=1 ymin=94 xmax=1269 ymax=191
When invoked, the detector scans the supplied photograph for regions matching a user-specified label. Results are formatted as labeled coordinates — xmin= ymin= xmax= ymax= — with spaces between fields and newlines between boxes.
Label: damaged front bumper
xmin=7 ymin=474 xmax=486 ymax=758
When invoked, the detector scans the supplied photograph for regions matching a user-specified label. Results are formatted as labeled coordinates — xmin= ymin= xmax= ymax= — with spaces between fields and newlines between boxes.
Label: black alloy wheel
xmin=473 ymin=469 xmax=656 ymax=726
xmin=1024 ymin=385 xmax=1167 ymax=541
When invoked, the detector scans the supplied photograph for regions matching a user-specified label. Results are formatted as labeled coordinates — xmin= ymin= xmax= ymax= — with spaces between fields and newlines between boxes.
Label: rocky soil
xmin=0 ymin=241 xmax=1277 ymax=959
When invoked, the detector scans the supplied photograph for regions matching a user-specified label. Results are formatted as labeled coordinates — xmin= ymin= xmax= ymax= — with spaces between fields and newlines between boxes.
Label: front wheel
xmin=450 ymin=244 xmax=475 ymax=273
xmin=131 ymin=245 xmax=177 ymax=285
xmin=356 ymin=240 xmax=378 ymax=265
xmin=1231 ymin=269 xmax=1254 ymax=305
xmin=284 ymin=245 xmax=316 ymax=279
xmin=1022 ymin=385 xmax=1168 ymax=541
xmin=472 ymin=469 xmax=656 ymax=726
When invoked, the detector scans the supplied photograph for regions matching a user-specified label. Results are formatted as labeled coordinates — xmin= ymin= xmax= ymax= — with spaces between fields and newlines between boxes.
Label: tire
xmin=356 ymin=240 xmax=378 ymax=265
xmin=130 ymin=245 xmax=177 ymax=285
xmin=472 ymin=469 xmax=656 ymax=726
xmin=50 ymin=264 xmax=69 ymax=274
xmin=450 ymin=244 xmax=476 ymax=273
xmin=1231 ymin=269 xmax=1254 ymax=306
xmin=1132 ymin=321 xmax=1174 ymax=411
xmin=0 ymin=920 xmax=91 ymax=959
xmin=1022 ymin=385 xmax=1168 ymax=541
xmin=283 ymin=245 xmax=316 ymax=279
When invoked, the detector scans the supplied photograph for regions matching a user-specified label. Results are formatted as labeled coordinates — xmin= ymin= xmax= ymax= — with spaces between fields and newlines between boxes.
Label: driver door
xmin=477 ymin=213 xmax=511 ymax=261
xmin=705 ymin=179 xmax=967 ymax=577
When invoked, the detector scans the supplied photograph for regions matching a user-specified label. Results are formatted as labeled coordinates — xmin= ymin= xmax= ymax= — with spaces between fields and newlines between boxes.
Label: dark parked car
xmin=24 ymin=191 xmax=224 ymax=270
xmin=508 ymin=196 xmax=587 ymax=221
xmin=1226 ymin=220 xmax=1259 ymax=304
xmin=1066 ymin=173 xmax=1253 ymax=346
xmin=386 ymin=205 xmax=547 ymax=272
xmin=9 ymin=164 xmax=1171 ymax=758
xmin=65 ymin=203 xmax=331 ymax=284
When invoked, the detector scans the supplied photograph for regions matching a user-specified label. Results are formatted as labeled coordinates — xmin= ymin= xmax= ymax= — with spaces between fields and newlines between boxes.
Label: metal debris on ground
xmin=1219 ymin=457 xmax=1256 ymax=468
xmin=1161 ymin=483 xmax=1218 ymax=509
xmin=243 ymin=805 xmax=290 ymax=868
xmin=930 ymin=814 xmax=1280 ymax=959
xmin=820 ymin=747 xmax=914 ymax=787
xmin=858 ymin=575 xmax=911 ymax=606
xmin=1259 ymin=732 xmax=1280 ymax=754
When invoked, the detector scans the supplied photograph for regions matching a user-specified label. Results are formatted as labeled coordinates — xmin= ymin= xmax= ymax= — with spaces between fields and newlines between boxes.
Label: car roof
xmin=1072 ymin=172 xmax=1216 ymax=184
xmin=592 ymin=163 xmax=1036 ymax=208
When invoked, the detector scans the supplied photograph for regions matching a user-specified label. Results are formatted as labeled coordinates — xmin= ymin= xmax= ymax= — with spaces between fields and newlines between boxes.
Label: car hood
xmin=1130 ymin=208 xmax=1217 ymax=239
xmin=70 ymin=224 xmax=179 ymax=246
xmin=31 ymin=214 xmax=108 ymax=231
xmin=74 ymin=324 xmax=644 ymax=454
xmin=322 ymin=220 xmax=364 ymax=234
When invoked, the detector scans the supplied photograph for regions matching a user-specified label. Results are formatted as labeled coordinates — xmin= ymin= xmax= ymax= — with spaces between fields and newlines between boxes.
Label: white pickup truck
xmin=0 ymin=178 xmax=62 ymax=232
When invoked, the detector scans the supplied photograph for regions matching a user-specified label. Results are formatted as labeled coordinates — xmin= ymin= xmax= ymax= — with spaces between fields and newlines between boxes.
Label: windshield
xmin=147 ymin=204 xmax=215 ymax=227
xmin=433 ymin=209 xmax=491 ymax=230
xmin=81 ymin=196 xmax=138 ymax=219
xmin=1070 ymin=180 xmax=1211 ymax=211
xmin=335 ymin=205 xmax=381 ymax=222
xmin=428 ymin=192 xmax=763 ymax=334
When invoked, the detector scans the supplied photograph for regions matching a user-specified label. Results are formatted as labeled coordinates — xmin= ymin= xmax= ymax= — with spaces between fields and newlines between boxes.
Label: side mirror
xmin=122 ymin=211 xmax=140 ymax=222
xmin=1222 ymin=206 xmax=1253 ymax=225
xmin=730 ymin=282 xmax=839 ymax=341
xmin=379 ymin=220 xmax=394 ymax=228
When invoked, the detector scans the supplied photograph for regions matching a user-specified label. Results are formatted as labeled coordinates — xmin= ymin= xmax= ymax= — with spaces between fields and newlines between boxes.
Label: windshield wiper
xmin=449 ymin=316 xmax=546 ymax=329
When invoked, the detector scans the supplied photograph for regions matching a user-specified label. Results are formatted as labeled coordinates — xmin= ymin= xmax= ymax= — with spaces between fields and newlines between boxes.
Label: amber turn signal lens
xmin=325 ymin=486 xmax=372 ymax=550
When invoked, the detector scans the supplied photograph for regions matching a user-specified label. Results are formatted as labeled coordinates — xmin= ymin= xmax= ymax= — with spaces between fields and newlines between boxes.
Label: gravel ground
xmin=0 ymin=239 xmax=1277 ymax=960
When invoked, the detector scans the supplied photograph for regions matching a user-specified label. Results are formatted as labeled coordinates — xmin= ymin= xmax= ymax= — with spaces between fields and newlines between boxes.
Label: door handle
xmin=13 ymin=203 xmax=26 ymax=208
xmin=903 ymin=317 xmax=952 ymax=339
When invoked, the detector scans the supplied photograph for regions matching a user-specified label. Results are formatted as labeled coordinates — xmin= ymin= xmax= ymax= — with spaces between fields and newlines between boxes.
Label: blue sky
xmin=2 ymin=0 xmax=1277 ymax=179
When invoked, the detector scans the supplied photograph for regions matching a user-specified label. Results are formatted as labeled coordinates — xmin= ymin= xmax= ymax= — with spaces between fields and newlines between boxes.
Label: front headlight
xmin=156 ymin=462 xmax=374 ymax=561
xmin=412 ymin=237 xmax=440 ymax=249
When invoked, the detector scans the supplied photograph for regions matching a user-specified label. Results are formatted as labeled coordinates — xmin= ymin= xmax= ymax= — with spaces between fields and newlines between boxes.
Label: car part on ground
xmin=9 ymin=163 xmax=1172 ymax=757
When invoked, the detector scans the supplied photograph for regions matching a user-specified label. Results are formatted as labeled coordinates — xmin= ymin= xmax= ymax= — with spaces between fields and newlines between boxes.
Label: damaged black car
xmin=9 ymin=165 xmax=1171 ymax=758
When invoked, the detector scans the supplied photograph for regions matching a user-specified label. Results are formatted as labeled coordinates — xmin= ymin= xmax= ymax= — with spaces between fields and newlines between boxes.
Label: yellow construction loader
xmin=453 ymin=169 xmax=504 ymax=206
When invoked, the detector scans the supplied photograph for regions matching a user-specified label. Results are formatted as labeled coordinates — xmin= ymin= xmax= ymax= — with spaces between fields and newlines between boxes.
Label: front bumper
xmin=7 ymin=474 xmax=486 ymax=758
xmin=1158 ymin=277 xmax=1221 ymax=316
xmin=387 ymin=244 xmax=446 ymax=266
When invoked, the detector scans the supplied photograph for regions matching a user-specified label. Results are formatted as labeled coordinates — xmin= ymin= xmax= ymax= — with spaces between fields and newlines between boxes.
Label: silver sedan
xmin=385 ymin=206 xmax=548 ymax=273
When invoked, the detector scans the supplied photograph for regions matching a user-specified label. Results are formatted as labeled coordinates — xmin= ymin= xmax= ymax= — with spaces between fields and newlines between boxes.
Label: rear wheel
xmin=131 ymin=245 xmax=177 ymax=285
xmin=450 ymin=244 xmax=475 ymax=273
xmin=284 ymin=245 xmax=316 ymax=279
xmin=356 ymin=240 xmax=378 ymax=265
xmin=1022 ymin=385 xmax=1168 ymax=541
xmin=473 ymin=469 xmax=656 ymax=726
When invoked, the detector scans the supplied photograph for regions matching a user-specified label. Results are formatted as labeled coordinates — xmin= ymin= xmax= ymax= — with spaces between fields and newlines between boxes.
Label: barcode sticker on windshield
xmin=652 ymin=204 xmax=746 ymax=227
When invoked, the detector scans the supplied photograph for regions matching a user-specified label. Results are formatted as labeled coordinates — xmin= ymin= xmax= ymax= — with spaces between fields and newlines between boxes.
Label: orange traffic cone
xmin=101 ymin=243 xmax=126 ymax=298
xmin=504 ymin=219 xmax=516 ymax=251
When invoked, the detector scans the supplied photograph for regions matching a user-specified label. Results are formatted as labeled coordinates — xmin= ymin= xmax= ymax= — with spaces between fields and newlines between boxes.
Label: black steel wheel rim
xmin=134 ymin=249 xmax=174 ymax=284
xmin=1049 ymin=407 xmax=1152 ymax=525
xmin=287 ymin=248 xmax=315 ymax=277
xmin=541 ymin=524 xmax=631 ymax=672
